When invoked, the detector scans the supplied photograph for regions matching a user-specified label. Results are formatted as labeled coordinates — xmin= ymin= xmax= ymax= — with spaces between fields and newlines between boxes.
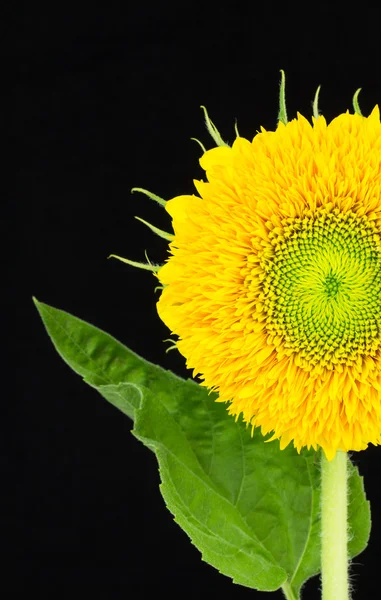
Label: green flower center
xmin=261 ymin=207 xmax=381 ymax=370
xmin=324 ymin=273 xmax=341 ymax=297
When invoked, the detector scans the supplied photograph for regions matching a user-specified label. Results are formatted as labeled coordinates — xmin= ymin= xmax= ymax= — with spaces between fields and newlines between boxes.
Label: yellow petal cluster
xmin=157 ymin=108 xmax=381 ymax=459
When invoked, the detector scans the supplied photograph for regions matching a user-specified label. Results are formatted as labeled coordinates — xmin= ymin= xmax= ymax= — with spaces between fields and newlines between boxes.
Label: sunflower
xmin=154 ymin=88 xmax=381 ymax=460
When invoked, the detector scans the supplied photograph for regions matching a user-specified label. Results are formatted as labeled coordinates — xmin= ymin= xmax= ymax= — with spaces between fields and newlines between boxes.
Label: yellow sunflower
xmin=155 ymin=90 xmax=381 ymax=460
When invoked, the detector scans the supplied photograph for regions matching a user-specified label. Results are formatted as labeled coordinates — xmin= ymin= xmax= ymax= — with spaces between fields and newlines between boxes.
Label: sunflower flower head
xmin=154 ymin=76 xmax=381 ymax=460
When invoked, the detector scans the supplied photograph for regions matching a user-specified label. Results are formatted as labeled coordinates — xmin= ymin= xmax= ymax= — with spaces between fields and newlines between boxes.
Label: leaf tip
xmin=32 ymin=296 xmax=44 ymax=314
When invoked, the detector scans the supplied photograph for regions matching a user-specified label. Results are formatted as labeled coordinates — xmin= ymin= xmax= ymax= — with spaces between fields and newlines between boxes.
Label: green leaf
xmin=347 ymin=459 xmax=371 ymax=557
xmin=34 ymin=298 xmax=371 ymax=596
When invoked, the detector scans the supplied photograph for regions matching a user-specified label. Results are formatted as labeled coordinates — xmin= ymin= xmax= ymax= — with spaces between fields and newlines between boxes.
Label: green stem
xmin=282 ymin=581 xmax=298 ymax=600
xmin=320 ymin=450 xmax=349 ymax=600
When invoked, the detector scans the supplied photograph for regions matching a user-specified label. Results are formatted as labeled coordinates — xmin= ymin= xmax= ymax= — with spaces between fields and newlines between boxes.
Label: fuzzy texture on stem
xmin=320 ymin=451 xmax=349 ymax=600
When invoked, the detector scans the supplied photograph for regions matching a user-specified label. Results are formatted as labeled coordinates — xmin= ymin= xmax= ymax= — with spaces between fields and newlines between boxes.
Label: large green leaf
xmin=34 ymin=298 xmax=371 ymax=597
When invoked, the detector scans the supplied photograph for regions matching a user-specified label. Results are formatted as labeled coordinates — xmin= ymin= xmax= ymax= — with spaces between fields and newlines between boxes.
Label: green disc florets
xmin=262 ymin=208 xmax=381 ymax=370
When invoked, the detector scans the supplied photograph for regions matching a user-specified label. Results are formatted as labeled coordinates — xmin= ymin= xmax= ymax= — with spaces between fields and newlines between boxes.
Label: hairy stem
xmin=320 ymin=450 xmax=349 ymax=600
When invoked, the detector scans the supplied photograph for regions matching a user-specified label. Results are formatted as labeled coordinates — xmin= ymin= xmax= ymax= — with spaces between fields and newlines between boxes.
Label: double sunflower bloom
xmin=128 ymin=91 xmax=381 ymax=460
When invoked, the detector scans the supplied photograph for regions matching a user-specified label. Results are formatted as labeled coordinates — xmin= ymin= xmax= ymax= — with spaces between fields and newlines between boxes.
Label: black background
xmin=6 ymin=3 xmax=381 ymax=598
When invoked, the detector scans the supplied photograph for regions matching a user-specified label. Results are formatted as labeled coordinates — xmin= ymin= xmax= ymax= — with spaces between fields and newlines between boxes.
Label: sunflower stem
xmin=320 ymin=451 xmax=349 ymax=600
